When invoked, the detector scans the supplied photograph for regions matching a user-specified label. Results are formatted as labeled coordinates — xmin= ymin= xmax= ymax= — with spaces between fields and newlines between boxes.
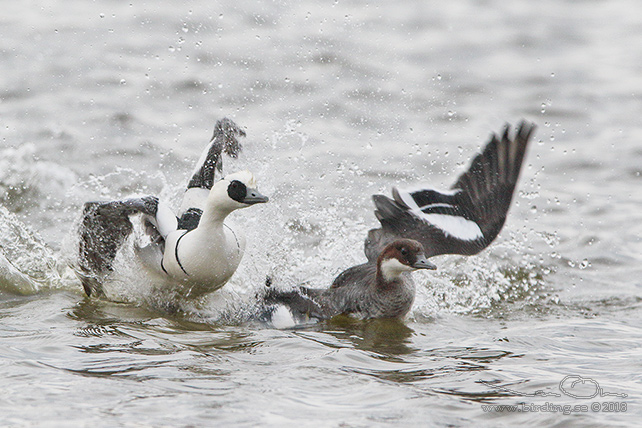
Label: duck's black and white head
xmin=377 ymin=239 xmax=436 ymax=283
xmin=208 ymin=170 xmax=268 ymax=214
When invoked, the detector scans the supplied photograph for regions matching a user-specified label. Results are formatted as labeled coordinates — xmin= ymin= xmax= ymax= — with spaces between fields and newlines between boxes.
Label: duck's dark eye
xmin=400 ymin=247 xmax=408 ymax=256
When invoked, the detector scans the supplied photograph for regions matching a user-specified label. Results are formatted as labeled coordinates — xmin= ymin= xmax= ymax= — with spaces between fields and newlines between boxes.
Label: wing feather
xmin=364 ymin=121 xmax=535 ymax=260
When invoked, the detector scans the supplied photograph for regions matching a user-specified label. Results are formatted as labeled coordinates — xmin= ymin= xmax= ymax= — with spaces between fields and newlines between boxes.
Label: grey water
xmin=1 ymin=0 xmax=641 ymax=426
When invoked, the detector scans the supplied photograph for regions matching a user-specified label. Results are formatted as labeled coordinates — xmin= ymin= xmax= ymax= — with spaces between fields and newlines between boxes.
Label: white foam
xmin=270 ymin=305 xmax=296 ymax=329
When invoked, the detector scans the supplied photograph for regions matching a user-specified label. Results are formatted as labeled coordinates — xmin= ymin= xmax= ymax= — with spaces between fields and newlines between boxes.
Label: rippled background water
xmin=1 ymin=0 xmax=641 ymax=426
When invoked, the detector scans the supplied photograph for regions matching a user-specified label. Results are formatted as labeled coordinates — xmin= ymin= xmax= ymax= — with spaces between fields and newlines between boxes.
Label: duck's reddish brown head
xmin=377 ymin=239 xmax=436 ymax=282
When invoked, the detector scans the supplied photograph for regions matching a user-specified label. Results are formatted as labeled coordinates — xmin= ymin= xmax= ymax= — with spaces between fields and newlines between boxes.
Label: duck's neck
xmin=198 ymin=184 xmax=237 ymax=227
xmin=375 ymin=258 xmax=405 ymax=289
xmin=375 ymin=260 xmax=399 ymax=289
xmin=200 ymin=204 xmax=234 ymax=228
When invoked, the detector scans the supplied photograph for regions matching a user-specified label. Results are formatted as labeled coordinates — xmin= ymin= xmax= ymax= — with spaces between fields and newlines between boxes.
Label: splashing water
xmin=0 ymin=205 xmax=74 ymax=294
xmin=0 ymin=130 xmax=550 ymax=324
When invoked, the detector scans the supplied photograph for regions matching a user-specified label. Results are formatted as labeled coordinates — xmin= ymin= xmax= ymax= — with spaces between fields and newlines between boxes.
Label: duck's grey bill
xmin=243 ymin=189 xmax=269 ymax=205
xmin=413 ymin=256 xmax=437 ymax=270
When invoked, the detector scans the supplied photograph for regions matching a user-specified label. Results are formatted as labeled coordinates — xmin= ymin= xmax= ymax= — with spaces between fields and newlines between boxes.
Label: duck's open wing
xmin=185 ymin=118 xmax=245 ymax=190
xmin=77 ymin=196 xmax=176 ymax=296
xmin=179 ymin=118 xmax=246 ymax=216
xmin=365 ymin=121 xmax=535 ymax=261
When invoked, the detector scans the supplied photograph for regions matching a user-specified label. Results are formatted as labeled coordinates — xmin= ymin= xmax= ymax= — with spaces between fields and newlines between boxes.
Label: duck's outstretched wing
xmin=77 ymin=196 xmax=177 ymax=297
xmin=186 ymin=118 xmax=245 ymax=190
xmin=365 ymin=121 xmax=535 ymax=261
xmin=179 ymin=118 xmax=246 ymax=217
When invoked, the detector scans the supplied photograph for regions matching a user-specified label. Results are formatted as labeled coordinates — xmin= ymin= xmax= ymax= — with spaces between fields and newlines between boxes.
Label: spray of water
xmin=0 ymin=128 xmax=551 ymax=323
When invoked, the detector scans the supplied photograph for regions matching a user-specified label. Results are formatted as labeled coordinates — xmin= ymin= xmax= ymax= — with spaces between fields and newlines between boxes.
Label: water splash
xmin=0 ymin=205 xmax=73 ymax=294
xmin=411 ymin=250 xmax=548 ymax=320
xmin=0 ymin=129 xmax=551 ymax=324
xmin=0 ymin=143 xmax=77 ymax=212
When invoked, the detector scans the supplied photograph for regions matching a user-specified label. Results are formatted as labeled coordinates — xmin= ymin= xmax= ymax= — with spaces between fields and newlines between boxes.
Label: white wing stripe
xmin=412 ymin=211 xmax=483 ymax=241
xmin=398 ymin=187 xmax=482 ymax=241
xmin=397 ymin=189 xmax=420 ymax=210
xmin=419 ymin=203 xmax=455 ymax=210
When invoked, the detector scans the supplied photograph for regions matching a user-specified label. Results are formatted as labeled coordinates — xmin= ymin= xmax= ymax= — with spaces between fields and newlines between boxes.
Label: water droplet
xmin=119 ymin=79 xmax=126 ymax=85
xmin=579 ymin=259 xmax=590 ymax=269
xmin=99 ymin=13 xmax=105 ymax=18
xmin=541 ymin=103 xmax=546 ymax=114
xmin=436 ymin=74 xmax=442 ymax=80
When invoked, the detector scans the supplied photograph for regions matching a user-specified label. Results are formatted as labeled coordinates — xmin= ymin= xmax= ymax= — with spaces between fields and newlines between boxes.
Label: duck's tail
xmin=259 ymin=279 xmax=330 ymax=326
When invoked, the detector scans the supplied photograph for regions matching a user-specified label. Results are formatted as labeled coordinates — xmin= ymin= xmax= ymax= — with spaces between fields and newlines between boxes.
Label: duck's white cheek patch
xmin=380 ymin=258 xmax=414 ymax=281
xmin=419 ymin=213 xmax=483 ymax=241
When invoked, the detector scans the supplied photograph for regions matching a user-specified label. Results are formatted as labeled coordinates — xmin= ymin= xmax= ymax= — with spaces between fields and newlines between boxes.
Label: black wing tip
xmin=517 ymin=119 xmax=537 ymax=137
xmin=79 ymin=275 xmax=103 ymax=298
xmin=502 ymin=120 xmax=536 ymax=145
xmin=480 ymin=120 xmax=536 ymax=177
xmin=493 ymin=120 xmax=535 ymax=144
xmin=212 ymin=117 xmax=246 ymax=159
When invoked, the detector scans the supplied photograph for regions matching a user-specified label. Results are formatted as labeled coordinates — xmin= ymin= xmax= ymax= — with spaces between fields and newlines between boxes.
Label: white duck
xmin=76 ymin=118 xmax=267 ymax=298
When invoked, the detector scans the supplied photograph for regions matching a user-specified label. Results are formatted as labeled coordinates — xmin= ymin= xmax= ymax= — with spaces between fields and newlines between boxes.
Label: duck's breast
xmin=162 ymin=222 xmax=245 ymax=290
